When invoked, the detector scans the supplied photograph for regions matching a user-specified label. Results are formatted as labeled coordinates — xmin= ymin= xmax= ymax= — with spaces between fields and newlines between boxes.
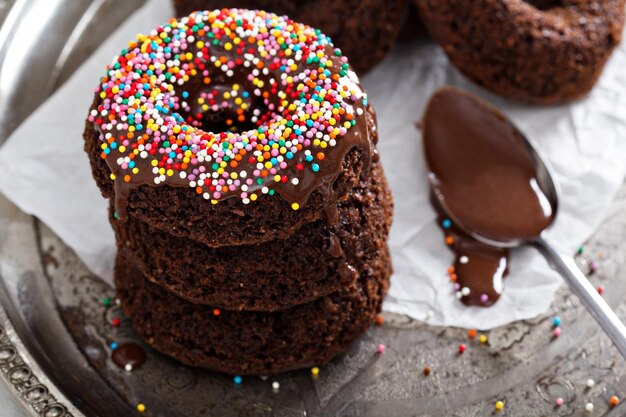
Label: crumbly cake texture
xmin=171 ymin=0 xmax=409 ymax=74
xmin=115 ymin=248 xmax=391 ymax=375
xmin=112 ymin=156 xmax=392 ymax=311
xmin=415 ymin=0 xmax=626 ymax=104
xmin=83 ymin=8 xmax=379 ymax=247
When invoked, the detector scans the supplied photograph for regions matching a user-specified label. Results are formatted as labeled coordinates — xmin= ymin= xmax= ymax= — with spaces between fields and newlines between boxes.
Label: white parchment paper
xmin=1 ymin=0 xmax=625 ymax=329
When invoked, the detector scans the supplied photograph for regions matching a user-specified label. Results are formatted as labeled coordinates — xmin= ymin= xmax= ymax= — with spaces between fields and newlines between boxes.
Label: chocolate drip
xmin=111 ymin=342 xmax=146 ymax=370
xmin=328 ymin=231 xmax=358 ymax=284
xmin=423 ymin=87 xmax=555 ymax=307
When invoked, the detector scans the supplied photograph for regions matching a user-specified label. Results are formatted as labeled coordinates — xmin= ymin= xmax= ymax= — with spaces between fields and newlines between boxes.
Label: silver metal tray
xmin=2 ymin=1 xmax=626 ymax=416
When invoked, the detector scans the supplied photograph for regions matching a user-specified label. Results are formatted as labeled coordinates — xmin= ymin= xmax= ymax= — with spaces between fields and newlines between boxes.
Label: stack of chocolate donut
xmin=174 ymin=0 xmax=625 ymax=104
xmin=83 ymin=9 xmax=393 ymax=375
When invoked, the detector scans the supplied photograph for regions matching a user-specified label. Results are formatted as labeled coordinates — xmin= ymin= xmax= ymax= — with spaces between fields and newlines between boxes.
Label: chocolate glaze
xmin=423 ymin=87 xmax=555 ymax=306
xmin=99 ymin=41 xmax=372 ymax=223
xmin=111 ymin=342 xmax=146 ymax=370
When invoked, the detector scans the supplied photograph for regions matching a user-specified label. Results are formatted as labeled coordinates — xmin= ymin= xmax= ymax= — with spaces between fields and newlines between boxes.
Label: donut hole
xmin=525 ymin=0 xmax=565 ymax=10
xmin=175 ymin=76 xmax=274 ymax=134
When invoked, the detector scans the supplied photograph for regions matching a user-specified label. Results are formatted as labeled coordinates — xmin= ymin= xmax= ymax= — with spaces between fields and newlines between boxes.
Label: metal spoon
xmin=427 ymin=91 xmax=626 ymax=359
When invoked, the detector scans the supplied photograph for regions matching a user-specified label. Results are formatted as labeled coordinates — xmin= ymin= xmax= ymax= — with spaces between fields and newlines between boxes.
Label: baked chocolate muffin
xmin=83 ymin=9 xmax=379 ymax=248
xmin=415 ymin=0 xmax=625 ymax=104
xmin=115 ymin=248 xmax=391 ymax=375
xmin=112 ymin=157 xmax=393 ymax=311
xmin=172 ymin=0 xmax=409 ymax=74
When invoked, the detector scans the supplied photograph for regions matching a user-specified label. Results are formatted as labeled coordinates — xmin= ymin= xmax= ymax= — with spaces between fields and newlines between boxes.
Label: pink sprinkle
xmin=376 ymin=343 xmax=385 ymax=354
xmin=480 ymin=294 xmax=489 ymax=304
xmin=555 ymin=397 xmax=564 ymax=407
xmin=553 ymin=327 xmax=562 ymax=337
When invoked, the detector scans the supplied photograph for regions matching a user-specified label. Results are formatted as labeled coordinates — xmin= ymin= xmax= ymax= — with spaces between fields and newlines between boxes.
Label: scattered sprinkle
xmin=578 ymin=246 xmax=584 ymax=255
xmin=458 ymin=344 xmax=466 ymax=354
xmin=610 ymin=396 xmax=620 ymax=407
xmin=586 ymin=379 xmax=595 ymax=388
xmin=110 ymin=342 xmax=119 ymax=350
xmin=495 ymin=400 xmax=505 ymax=412
xmin=136 ymin=403 xmax=146 ymax=413
xmin=376 ymin=315 xmax=384 ymax=326
xmin=376 ymin=343 xmax=385 ymax=354
xmin=479 ymin=334 xmax=488 ymax=344
xmin=585 ymin=402 xmax=594 ymax=412
xmin=555 ymin=397 xmax=564 ymax=407
xmin=589 ymin=262 xmax=598 ymax=273
xmin=445 ymin=236 xmax=455 ymax=246
xmin=553 ymin=316 xmax=561 ymax=327
xmin=111 ymin=318 xmax=121 ymax=327
xmin=423 ymin=366 xmax=431 ymax=376
xmin=272 ymin=381 xmax=280 ymax=392
xmin=442 ymin=219 xmax=452 ymax=229
xmin=597 ymin=285 xmax=605 ymax=295
xmin=125 ymin=364 xmax=133 ymax=372
xmin=459 ymin=256 xmax=469 ymax=264
xmin=233 ymin=375 xmax=243 ymax=385
xmin=102 ymin=297 xmax=112 ymax=307
xmin=553 ymin=327 xmax=562 ymax=338
xmin=311 ymin=366 xmax=320 ymax=377
xmin=468 ymin=329 xmax=477 ymax=339
xmin=212 ymin=308 xmax=221 ymax=316
xmin=480 ymin=294 xmax=489 ymax=304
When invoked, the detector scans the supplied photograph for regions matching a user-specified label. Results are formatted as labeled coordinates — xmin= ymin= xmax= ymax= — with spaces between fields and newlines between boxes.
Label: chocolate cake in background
xmin=83 ymin=9 xmax=393 ymax=375
xmin=171 ymin=0 xmax=410 ymax=74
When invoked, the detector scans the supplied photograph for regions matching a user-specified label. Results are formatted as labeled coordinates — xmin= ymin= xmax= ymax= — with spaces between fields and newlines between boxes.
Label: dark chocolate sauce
xmin=111 ymin=342 xmax=146 ymax=371
xmin=423 ymin=87 xmax=555 ymax=306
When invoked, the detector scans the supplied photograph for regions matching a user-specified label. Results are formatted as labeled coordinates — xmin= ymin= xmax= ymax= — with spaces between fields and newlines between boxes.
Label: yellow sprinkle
xmin=291 ymin=203 xmax=300 ymax=211
xmin=479 ymin=334 xmax=488 ymax=344
xmin=136 ymin=403 xmax=146 ymax=413
xmin=495 ymin=401 xmax=504 ymax=412
xmin=110 ymin=174 xmax=116 ymax=180
xmin=311 ymin=366 xmax=319 ymax=376
xmin=250 ymin=193 xmax=257 ymax=201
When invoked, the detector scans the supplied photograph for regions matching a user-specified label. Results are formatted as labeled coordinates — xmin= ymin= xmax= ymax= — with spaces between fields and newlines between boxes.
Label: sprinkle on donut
xmin=87 ymin=9 xmax=369 ymax=217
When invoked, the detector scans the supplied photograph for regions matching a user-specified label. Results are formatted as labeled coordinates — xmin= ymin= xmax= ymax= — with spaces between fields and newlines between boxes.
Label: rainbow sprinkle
xmin=88 ymin=9 xmax=366 ymax=208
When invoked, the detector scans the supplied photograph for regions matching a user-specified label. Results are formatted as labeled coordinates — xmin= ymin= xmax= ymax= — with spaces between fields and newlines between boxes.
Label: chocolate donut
xmin=171 ymin=0 xmax=409 ymax=74
xmin=115 ymin=247 xmax=390 ymax=375
xmin=415 ymin=0 xmax=625 ymax=104
xmin=84 ymin=9 xmax=378 ymax=247
xmin=112 ymin=157 xmax=392 ymax=311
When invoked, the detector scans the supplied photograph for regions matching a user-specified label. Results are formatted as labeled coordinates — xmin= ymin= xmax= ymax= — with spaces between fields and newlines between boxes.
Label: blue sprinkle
xmin=286 ymin=152 xmax=294 ymax=159
xmin=311 ymin=163 xmax=320 ymax=172
xmin=110 ymin=342 xmax=119 ymax=350
xmin=305 ymin=155 xmax=313 ymax=162
xmin=553 ymin=316 xmax=561 ymax=327
xmin=442 ymin=219 xmax=452 ymax=229
xmin=169 ymin=151 xmax=176 ymax=158
xmin=103 ymin=148 xmax=111 ymax=155
xmin=233 ymin=376 xmax=242 ymax=384
xmin=128 ymin=161 xmax=136 ymax=169
xmin=110 ymin=142 xmax=118 ymax=150
xmin=182 ymin=91 xmax=189 ymax=99
xmin=136 ymin=124 xmax=143 ymax=130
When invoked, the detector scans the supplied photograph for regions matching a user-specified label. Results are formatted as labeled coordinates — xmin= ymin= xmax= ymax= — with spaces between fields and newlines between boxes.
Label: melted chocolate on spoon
xmin=423 ymin=88 xmax=555 ymax=306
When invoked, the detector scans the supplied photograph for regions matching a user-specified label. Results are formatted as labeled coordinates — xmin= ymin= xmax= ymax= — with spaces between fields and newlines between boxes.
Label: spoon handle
xmin=534 ymin=237 xmax=626 ymax=359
